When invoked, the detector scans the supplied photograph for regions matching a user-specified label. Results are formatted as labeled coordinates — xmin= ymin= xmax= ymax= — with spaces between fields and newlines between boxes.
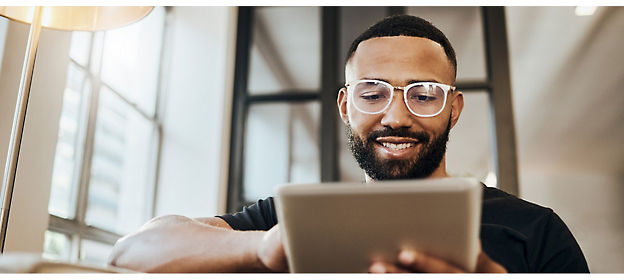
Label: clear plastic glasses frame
xmin=345 ymin=79 xmax=456 ymax=117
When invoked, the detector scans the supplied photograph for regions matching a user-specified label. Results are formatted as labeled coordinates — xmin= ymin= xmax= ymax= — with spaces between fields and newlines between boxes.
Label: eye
xmin=361 ymin=91 xmax=381 ymax=99
xmin=407 ymin=84 xmax=442 ymax=103
xmin=409 ymin=91 xmax=437 ymax=102
xmin=360 ymin=91 xmax=387 ymax=101
xmin=412 ymin=95 xmax=437 ymax=102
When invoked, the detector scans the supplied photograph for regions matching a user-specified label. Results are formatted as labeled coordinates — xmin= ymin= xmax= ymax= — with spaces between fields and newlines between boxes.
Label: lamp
xmin=0 ymin=6 xmax=154 ymax=252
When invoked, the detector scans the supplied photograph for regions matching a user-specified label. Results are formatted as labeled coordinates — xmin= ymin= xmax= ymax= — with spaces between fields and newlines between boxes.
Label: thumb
xmin=258 ymin=225 xmax=289 ymax=272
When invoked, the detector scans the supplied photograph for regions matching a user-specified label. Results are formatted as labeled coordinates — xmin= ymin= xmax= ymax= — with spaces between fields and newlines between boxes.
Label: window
xmin=242 ymin=7 xmax=323 ymax=201
xmin=228 ymin=7 xmax=518 ymax=212
xmin=227 ymin=7 xmax=339 ymax=212
xmin=43 ymin=7 xmax=168 ymax=262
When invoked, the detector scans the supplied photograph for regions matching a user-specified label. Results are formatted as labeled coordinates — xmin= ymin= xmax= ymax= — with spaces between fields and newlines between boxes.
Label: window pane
xmin=69 ymin=31 xmax=92 ymax=67
xmin=42 ymin=231 xmax=71 ymax=261
xmin=338 ymin=7 xmax=388 ymax=83
xmin=100 ymin=6 xmax=165 ymax=117
xmin=80 ymin=239 xmax=114 ymax=265
xmin=248 ymin=7 xmax=321 ymax=95
xmin=446 ymin=91 xmax=496 ymax=185
xmin=243 ymin=102 xmax=321 ymax=201
xmin=49 ymin=62 xmax=91 ymax=219
xmin=85 ymin=86 xmax=156 ymax=235
xmin=406 ymin=7 xmax=487 ymax=83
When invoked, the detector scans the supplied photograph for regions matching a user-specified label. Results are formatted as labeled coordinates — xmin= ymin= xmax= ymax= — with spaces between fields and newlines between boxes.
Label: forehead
xmin=346 ymin=36 xmax=454 ymax=85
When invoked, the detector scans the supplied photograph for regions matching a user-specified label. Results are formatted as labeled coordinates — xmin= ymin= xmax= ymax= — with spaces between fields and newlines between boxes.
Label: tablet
xmin=273 ymin=177 xmax=482 ymax=273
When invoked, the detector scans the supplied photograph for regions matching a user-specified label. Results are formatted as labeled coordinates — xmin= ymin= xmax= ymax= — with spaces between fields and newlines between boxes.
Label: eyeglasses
xmin=345 ymin=79 xmax=456 ymax=118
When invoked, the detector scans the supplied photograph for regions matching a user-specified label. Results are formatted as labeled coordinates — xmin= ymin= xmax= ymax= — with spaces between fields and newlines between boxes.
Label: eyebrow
xmin=360 ymin=77 xmax=442 ymax=84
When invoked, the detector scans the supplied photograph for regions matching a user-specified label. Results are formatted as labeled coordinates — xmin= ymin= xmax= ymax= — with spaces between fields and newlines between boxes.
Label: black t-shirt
xmin=218 ymin=185 xmax=589 ymax=273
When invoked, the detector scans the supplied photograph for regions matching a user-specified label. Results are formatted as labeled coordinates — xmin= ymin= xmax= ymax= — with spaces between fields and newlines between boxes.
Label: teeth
xmin=381 ymin=142 xmax=414 ymax=150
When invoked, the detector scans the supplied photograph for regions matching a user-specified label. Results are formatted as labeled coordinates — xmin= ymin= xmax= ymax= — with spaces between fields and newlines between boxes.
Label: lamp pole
xmin=0 ymin=6 xmax=43 ymax=253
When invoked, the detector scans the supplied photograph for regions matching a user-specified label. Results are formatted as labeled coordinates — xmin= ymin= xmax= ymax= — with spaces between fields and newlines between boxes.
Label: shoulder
xmin=480 ymin=185 xmax=555 ymax=247
xmin=481 ymin=185 xmax=566 ymax=248
xmin=480 ymin=185 xmax=589 ymax=272
xmin=217 ymin=197 xmax=277 ymax=231
xmin=481 ymin=185 xmax=555 ymax=231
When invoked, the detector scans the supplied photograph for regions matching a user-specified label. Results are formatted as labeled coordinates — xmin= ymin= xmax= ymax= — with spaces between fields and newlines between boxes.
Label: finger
xmin=398 ymin=250 xmax=464 ymax=273
xmin=369 ymin=261 xmax=410 ymax=273
xmin=476 ymin=250 xmax=507 ymax=273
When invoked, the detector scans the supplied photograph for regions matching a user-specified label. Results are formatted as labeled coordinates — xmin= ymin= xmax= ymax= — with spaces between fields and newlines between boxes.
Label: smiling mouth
xmin=375 ymin=136 xmax=420 ymax=152
xmin=380 ymin=142 xmax=415 ymax=151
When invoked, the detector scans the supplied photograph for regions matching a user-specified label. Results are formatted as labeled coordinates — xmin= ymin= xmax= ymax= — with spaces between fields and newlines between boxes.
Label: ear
xmin=337 ymin=87 xmax=349 ymax=125
xmin=449 ymin=91 xmax=464 ymax=129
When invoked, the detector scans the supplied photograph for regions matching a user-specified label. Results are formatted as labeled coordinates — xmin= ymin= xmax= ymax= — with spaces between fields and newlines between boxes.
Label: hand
xmin=369 ymin=244 xmax=507 ymax=273
xmin=256 ymin=225 xmax=289 ymax=272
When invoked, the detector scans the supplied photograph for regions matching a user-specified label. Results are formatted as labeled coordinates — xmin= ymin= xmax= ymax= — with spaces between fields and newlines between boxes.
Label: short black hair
xmin=346 ymin=14 xmax=457 ymax=79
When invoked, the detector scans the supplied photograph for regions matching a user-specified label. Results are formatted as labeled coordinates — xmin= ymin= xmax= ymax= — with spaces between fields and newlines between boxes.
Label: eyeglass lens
xmin=352 ymin=81 xmax=446 ymax=116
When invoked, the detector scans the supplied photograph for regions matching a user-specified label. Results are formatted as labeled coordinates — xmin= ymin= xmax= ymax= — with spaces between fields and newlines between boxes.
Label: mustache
xmin=366 ymin=127 xmax=430 ymax=144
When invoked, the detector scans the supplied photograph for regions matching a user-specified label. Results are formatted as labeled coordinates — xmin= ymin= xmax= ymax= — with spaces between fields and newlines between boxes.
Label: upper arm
xmin=536 ymin=211 xmax=589 ymax=272
xmin=194 ymin=217 xmax=233 ymax=230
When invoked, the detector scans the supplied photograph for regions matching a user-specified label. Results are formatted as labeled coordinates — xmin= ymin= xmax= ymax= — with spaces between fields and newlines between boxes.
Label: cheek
xmin=347 ymin=103 xmax=380 ymax=135
xmin=419 ymin=112 xmax=451 ymax=135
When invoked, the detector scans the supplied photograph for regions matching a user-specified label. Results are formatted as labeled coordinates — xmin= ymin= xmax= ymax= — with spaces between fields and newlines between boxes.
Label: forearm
xmin=108 ymin=215 xmax=269 ymax=272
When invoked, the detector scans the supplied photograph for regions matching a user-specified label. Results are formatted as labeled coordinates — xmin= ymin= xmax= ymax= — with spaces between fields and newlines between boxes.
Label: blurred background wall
xmin=506 ymin=6 xmax=624 ymax=273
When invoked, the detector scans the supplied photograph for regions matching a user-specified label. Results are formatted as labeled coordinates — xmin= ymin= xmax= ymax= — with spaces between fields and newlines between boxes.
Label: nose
xmin=380 ymin=91 xmax=414 ymax=129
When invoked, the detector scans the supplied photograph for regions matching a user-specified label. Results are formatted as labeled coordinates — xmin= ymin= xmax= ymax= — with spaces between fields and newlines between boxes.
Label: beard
xmin=346 ymin=117 xmax=451 ymax=180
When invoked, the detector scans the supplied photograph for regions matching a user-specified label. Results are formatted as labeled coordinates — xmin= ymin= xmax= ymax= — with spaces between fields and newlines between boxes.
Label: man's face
xmin=337 ymin=36 xmax=464 ymax=181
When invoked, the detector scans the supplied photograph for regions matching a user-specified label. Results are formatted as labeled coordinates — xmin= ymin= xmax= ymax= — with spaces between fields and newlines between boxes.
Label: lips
xmin=375 ymin=136 xmax=419 ymax=159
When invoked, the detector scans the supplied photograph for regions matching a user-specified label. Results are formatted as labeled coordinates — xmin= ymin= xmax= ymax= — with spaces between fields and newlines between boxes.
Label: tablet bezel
xmin=274 ymin=177 xmax=483 ymax=273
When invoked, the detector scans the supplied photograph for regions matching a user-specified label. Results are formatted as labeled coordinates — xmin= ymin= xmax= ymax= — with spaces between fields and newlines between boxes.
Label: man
xmin=108 ymin=15 xmax=589 ymax=273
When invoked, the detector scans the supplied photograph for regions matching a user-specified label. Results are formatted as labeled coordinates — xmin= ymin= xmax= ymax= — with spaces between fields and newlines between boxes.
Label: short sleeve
xmin=532 ymin=211 xmax=590 ymax=272
xmin=217 ymin=197 xmax=278 ymax=231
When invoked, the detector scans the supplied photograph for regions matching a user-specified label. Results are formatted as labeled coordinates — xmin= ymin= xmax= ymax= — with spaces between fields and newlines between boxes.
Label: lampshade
xmin=0 ymin=6 xmax=154 ymax=31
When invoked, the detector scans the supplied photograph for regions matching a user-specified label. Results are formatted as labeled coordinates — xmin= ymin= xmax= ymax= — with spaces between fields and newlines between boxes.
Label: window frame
xmin=226 ymin=7 xmax=340 ymax=213
xmin=45 ymin=7 xmax=171 ymax=260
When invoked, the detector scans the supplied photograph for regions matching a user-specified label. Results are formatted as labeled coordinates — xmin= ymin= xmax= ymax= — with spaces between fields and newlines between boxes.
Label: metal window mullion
xmin=70 ymin=59 xmax=93 ymax=80
xmin=319 ymin=7 xmax=340 ymax=182
xmin=74 ymin=79 xmax=101 ymax=226
xmin=286 ymin=106 xmax=294 ymax=183
xmin=99 ymin=83 xmax=157 ymax=123
xmin=151 ymin=6 xmax=174 ymax=219
xmin=481 ymin=7 xmax=519 ymax=196
xmin=69 ymin=233 xmax=80 ymax=262
xmin=455 ymin=81 xmax=491 ymax=92
xmin=81 ymin=225 xmax=122 ymax=245
xmin=74 ymin=32 xmax=106 ymax=227
xmin=60 ymin=60 xmax=94 ymax=221
xmin=49 ymin=215 xmax=121 ymax=246
xmin=48 ymin=215 xmax=82 ymax=237
xmin=246 ymin=93 xmax=319 ymax=104
xmin=227 ymin=7 xmax=253 ymax=213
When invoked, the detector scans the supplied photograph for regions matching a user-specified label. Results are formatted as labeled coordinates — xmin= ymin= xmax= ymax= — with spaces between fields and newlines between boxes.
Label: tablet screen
xmin=274 ymin=177 xmax=482 ymax=273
